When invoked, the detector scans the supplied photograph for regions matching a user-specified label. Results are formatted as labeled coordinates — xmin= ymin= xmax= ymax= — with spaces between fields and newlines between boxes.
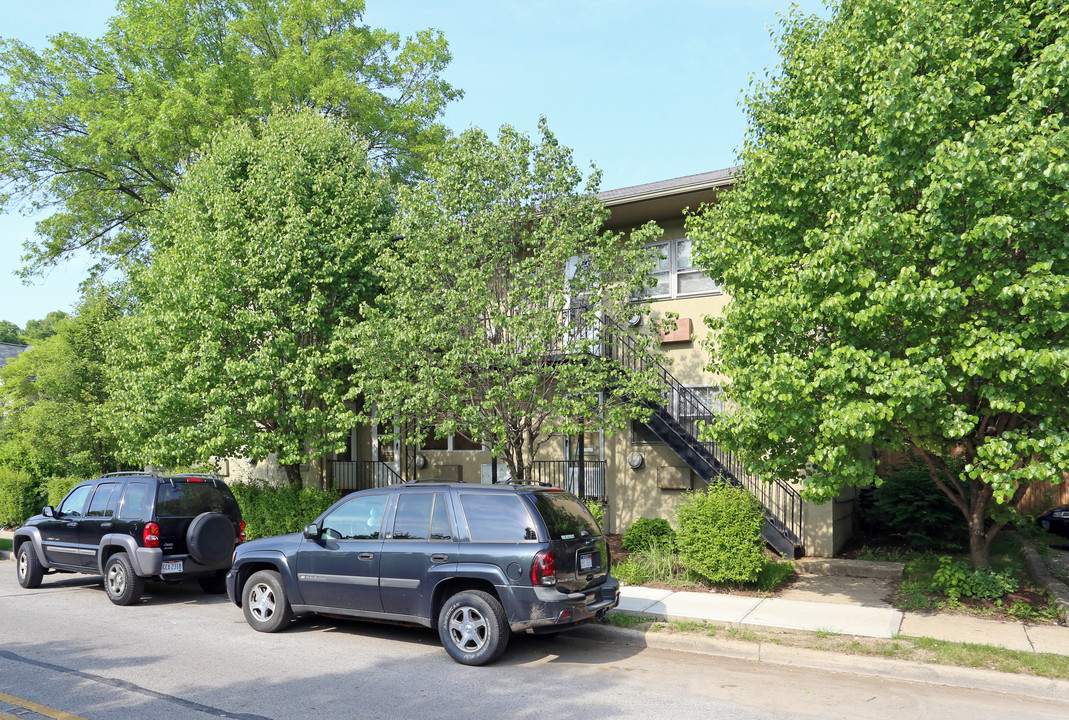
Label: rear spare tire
xmin=186 ymin=512 xmax=236 ymax=566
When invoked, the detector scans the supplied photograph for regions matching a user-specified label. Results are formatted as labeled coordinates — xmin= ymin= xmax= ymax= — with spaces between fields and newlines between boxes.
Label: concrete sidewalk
xmin=617 ymin=582 xmax=1069 ymax=656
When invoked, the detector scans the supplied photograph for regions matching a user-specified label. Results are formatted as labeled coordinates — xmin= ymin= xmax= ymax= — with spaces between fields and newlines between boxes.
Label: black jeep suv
xmin=14 ymin=472 xmax=244 ymax=605
xmin=226 ymin=481 xmax=619 ymax=665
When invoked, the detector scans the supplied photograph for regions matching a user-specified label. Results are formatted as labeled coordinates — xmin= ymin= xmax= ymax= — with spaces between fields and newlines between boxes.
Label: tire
xmin=242 ymin=570 xmax=293 ymax=633
xmin=104 ymin=552 xmax=145 ymax=606
xmin=198 ymin=571 xmax=227 ymax=594
xmin=16 ymin=543 xmax=44 ymax=589
xmin=437 ymin=590 xmax=509 ymax=666
xmin=186 ymin=513 xmax=236 ymax=566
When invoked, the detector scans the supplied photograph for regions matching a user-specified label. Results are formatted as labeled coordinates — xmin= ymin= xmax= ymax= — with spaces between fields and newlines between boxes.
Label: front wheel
xmin=437 ymin=590 xmax=509 ymax=666
xmin=104 ymin=553 xmax=145 ymax=606
xmin=242 ymin=570 xmax=293 ymax=633
xmin=16 ymin=543 xmax=44 ymax=589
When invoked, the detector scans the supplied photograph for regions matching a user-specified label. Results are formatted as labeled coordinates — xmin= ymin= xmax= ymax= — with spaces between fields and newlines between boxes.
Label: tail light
xmin=239 ymin=520 xmax=247 ymax=543
xmin=143 ymin=522 xmax=160 ymax=549
xmin=531 ymin=550 xmax=557 ymax=586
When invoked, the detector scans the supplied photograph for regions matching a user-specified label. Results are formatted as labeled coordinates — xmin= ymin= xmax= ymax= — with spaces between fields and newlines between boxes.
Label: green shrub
xmin=0 ymin=467 xmax=41 ymax=527
xmin=674 ymin=484 xmax=766 ymax=584
xmin=931 ymin=555 xmax=1019 ymax=600
xmin=582 ymin=498 xmax=605 ymax=529
xmin=622 ymin=517 xmax=676 ymax=553
xmin=871 ymin=463 xmax=967 ymax=550
xmin=43 ymin=476 xmax=86 ymax=507
xmin=612 ymin=539 xmax=696 ymax=586
xmin=228 ymin=480 xmax=341 ymax=540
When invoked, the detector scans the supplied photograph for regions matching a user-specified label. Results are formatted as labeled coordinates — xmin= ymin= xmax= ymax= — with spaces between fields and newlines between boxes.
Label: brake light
xmin=186 ymin=477 xmax=204 ymax=482
xmin=239 ymin=520 xmax=246 ymax=543
xmin=143 ymin=522 xmax=160 ymax=548
xmin=531 ymin=550 xmax=557 ymax=586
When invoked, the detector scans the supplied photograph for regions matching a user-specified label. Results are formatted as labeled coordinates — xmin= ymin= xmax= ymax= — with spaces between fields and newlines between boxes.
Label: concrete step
xmin=794 ymin=558 xmax=904 ymax=579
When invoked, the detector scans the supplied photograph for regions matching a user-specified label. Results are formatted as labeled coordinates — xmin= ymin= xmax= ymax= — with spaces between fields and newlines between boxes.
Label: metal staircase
xmin=598 ymin=316 xmax=805 ymax=558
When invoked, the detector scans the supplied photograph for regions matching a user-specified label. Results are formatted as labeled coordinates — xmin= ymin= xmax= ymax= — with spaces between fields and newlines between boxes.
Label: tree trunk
xmin=282 ymin=462 xmax=303 ymax=486
xmin=967 ymin=514 xmax=991 ymax=568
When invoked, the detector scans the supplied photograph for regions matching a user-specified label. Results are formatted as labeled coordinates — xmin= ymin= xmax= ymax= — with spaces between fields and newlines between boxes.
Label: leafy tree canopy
xmin=0 ymin=321 xmax=21 ymax=344
xmin=21 ymin=310 xmax=70 ymax=342
xmin=353 ymin=120 xmax=667 ymax=481
xmin=689 ymin=0 xmax=1069 ymax=567
xmin=105 ymin=108 xmax=393 ymax=484
xmin=0 ymin=0 xmax=458 ymax=278
xmin=0 ymin=285 xmax=120 ymax=477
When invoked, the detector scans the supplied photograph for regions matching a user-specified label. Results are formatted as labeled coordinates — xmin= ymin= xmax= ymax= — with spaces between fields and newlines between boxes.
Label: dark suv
xmin=14 ymin=472 xmax=244 ymax=605
xmin=226 ymin=481 xmax=619 ymax=665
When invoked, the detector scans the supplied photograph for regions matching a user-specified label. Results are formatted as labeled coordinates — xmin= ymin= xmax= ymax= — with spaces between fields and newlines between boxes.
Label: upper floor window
xmin=646 ymin=238 xmax=720 ymax=299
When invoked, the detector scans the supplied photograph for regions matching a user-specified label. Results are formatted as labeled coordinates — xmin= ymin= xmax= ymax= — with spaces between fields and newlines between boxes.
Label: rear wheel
xmin=104 ymin=553 xmax=145 ymax=606
xmin=438 ymin=590 xmax=509 ymax=666
xmin=16 ymin=543 xmax=44 ymax=589
xmin=242 ymin=570 xmax=292 ymax=632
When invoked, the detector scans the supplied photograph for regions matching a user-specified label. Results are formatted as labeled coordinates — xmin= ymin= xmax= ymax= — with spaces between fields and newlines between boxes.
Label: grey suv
xmin=14 ymin=472 xmax=244 ymax=605
xmin=226 ymin=481 xmax=619 ymax=665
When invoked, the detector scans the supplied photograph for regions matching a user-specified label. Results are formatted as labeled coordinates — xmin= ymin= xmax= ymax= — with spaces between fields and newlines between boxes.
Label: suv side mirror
xmin=42 ymin=506 xmax=55 ymax=518
xmin=303 ymin=524 xmax=320 ymax=540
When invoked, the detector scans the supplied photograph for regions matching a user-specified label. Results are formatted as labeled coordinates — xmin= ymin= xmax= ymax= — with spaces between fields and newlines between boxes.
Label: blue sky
xmin=0 ymin=0 xmax=827 ymax=328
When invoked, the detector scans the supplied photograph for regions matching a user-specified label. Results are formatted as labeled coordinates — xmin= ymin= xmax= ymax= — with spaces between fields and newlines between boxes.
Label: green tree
xmin=0 ymin=321 xmax=21 ymax=344
xmin=21 ymin=311 xmax=69 ymax=342
xmin=0 ymin=288 xmax=120 ymax=477
xmin=105 ymin=109 xmax=393 ymax=484
xmin=353 ymin=121 xmax=666 ymax=481
xmin=0 ymin=0 xmax=458 ymax=277
xmin=689 ymin=0 xmax=1069 ymax=567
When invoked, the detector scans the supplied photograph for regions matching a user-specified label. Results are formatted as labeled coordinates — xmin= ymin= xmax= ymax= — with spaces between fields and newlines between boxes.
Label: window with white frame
xmin=646 ymin=238 xmax=720 ymax=298
xmin=420 ymin=429 xmax=482 ymax=452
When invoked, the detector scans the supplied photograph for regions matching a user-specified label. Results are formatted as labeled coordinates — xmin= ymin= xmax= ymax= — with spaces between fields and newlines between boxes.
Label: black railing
xmin=332 ymin=461 xmax=403 ymax=492
xmin=530 ymin=460 xmax=607 ymax=501
xmin=591 ymin=313 xmax=804 ymax=550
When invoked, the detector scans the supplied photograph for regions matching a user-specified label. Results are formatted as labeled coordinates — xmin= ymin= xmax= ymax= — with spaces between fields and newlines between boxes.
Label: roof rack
xmin=101 ymin=471 xmax=158 ymax=478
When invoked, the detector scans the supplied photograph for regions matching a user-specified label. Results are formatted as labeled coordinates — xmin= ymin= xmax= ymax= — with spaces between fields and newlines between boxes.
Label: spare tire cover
xmin=186 ymin=512 xmax=236 ymax=565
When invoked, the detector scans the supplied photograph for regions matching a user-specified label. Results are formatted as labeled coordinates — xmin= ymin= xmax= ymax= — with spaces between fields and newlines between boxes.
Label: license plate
xmin=161 ymin=560 xmax=183 ymax=574
xmin=579 ymin=553 xmax=593 ymax=571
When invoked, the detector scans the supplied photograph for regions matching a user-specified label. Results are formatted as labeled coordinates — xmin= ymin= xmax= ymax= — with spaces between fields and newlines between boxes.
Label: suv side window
xmin=57 ymin=485 xmax=92 ymax=518
xmin=458 ymin=493 xmax=537 ymax=541
xmin=321 ymin=495 xmax=387 ymax=540
xmin=118 ymin=482 xmax=149 ymax=520
xmin=87 ymin=483 xmax=120 ymax=518
xmin=391 ymin=492 xmax=452 ymax=541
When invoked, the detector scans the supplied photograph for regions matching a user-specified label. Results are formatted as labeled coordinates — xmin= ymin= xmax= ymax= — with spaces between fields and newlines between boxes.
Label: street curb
xmin=1014 ymin=532 xmax=1069 ymax=624
xmin=577 ymin=624 xmax=1069 ymax=700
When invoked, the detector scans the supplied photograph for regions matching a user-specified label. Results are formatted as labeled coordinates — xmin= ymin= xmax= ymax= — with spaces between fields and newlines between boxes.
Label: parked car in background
xmin=14 ymin=472 xmax=244 ymax=605
xmin=226 ymin=481 xmax=619 ymax=665
xmin=1039 ymin=504 xmax=1069 ymax=540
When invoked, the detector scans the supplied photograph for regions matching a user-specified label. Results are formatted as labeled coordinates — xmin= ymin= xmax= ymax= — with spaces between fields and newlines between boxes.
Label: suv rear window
xmin=155 ymin=481 xmax=239 ymax=518
xmin=458 ymin=493 xmax=537 ymax=541
xmin=530 ymin=492 xmax=600 ymax=540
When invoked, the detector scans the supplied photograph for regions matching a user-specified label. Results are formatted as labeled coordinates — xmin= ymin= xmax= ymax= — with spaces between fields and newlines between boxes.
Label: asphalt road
xmin=2 ymin=563 xmax=1067 ymax=720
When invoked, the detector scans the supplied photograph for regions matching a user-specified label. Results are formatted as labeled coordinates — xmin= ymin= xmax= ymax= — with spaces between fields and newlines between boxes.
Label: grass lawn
xmin=0 ymin=538 xmax=11 ymax=552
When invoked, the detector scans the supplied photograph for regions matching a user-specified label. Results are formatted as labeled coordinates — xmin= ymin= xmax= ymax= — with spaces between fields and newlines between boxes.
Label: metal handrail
xmin=332 ymin=460 xmax=403 ymax=492
xmin=530 ymin=460 xmax=607 ymax=501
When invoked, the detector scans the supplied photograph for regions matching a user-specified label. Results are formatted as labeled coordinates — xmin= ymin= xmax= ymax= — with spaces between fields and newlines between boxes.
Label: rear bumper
xmin=133 ymin=548 xmax=229 ymax=579
xmin=505 ymin=575 xmax=620 ymax=633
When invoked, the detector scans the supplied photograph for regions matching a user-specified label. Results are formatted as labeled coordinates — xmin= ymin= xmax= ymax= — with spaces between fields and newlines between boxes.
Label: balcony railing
xmin=529 ymin=460 xmax=606 ymax=501
xmin=332 ymin=461 xmax=403 ymax=492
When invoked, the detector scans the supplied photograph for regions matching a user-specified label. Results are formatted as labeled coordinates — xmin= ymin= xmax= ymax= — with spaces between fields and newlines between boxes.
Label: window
xmin=645 ymin=238 xmax=720 ymax=299
xmin=57 ymin=485 xmax=92 ymax=518
xmin=118 ymin=483 xmax=149 ymax=520
xmin=155 ymin=482 xmax=238 ymax=518
xmin=420 ymin=429 xmax=482 ymax=452
xmin=459 ymin=494 xmax=537 ymax=541
xmin=678 ymin=385 xmax=724 ymax=419
xmin=321 ymin=494 xmax=388 ymax=540
xmin=87 ymin=483 xmax=119 ymax=518
xmin=531 ymin=493 xmax=600 ymax=540
xmin=391 ymin=492 xmax=452 ymax=541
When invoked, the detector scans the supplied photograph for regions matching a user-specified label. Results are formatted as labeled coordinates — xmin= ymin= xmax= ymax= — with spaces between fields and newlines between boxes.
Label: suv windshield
xmin=530 ymin=492 xmax=600 ymax=540
xmin=156 ymin=481 xmax=239 ymax=517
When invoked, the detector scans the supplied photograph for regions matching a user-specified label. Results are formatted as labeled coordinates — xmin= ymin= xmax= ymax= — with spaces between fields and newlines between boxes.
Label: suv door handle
xmin=358 ymin=552 xmax=375 ymax=560
xmin=66 ymin=522 xmax=77 ymax=528
xmin=101 ymin=522 xmax=113 ymax=529
xmin=430 ymin=554 xmax=449 ymax=563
